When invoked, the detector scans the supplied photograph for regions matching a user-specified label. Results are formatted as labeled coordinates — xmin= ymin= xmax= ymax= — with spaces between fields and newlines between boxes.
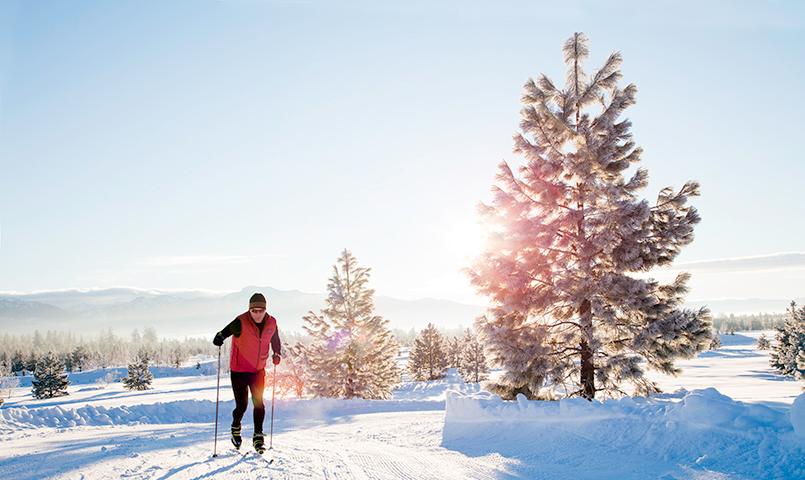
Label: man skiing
xmin=212 ymin=292 xmax=281 ymax=454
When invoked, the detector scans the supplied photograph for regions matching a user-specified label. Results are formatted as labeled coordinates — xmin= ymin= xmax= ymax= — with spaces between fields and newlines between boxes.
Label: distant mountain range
xmin=0 ymin=286 xmax=485 ymax=338
xmin=0 ymin=287 xmax=800 ymax=339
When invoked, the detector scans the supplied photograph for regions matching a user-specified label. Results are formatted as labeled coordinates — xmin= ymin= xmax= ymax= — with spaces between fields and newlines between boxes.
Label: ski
xmin=242 ymin=449 xmax=274 ymax=464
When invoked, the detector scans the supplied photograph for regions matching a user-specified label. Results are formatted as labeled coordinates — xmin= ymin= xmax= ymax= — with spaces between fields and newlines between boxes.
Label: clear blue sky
xmin=1 ymin=0 xmax=803 ymax=304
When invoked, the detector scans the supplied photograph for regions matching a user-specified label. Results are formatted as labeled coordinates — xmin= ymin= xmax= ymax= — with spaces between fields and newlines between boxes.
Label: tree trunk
xmin=579 ymin=298 xmax=595 ymax=400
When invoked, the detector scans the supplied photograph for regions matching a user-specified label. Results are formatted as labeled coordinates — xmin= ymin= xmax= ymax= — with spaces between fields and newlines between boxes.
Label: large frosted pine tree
xmin=467 ymin=32 xmax=712 ymax=400
xmin=301 ymin=249 xmax=400 ymax=399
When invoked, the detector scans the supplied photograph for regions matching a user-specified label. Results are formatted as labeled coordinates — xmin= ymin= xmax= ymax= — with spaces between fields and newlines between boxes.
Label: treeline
xmin=392 ymin=326 xmax=471 ymax=348
xmin=711 ymin=313 xmax=786 ymax=333
xmin=0 ymin=327 xmax=215 ymax=375
xmin=407 ymin=323 xmax=489 ymax=383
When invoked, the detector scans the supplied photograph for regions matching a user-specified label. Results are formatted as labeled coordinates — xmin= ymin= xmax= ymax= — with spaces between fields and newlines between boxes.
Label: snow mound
xmin=443 ymin=388 xmax=804 ymax=480
xmin=0 ymin=397 xmax=443 ymax=430
xmin=792 ymin=392 xmax=805 ymax=437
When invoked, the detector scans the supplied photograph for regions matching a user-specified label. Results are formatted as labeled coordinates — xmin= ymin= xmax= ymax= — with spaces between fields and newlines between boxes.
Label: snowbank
xmin=0 ymin=396 xmax=443 ymax=431
xmin=793 ymin=392 xmax=805 ymax=437
xmin=443 ymin=388 xmax=805 ymax=480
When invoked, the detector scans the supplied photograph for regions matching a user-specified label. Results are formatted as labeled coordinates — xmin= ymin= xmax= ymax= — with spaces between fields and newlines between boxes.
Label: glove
xmin=272 ymin=354 xmax=281 ymax=366
xmin=212 ymin=332 xmax=224 ymax=347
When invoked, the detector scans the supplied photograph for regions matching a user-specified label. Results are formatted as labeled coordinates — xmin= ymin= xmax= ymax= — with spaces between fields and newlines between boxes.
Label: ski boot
xmin=253 ymin=432 xmax=266 ymax=454
xmin=230 ymin=425 xmax=242 ymax=450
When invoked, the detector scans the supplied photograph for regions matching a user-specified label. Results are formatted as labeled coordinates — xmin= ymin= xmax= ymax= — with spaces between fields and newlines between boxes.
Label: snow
xmin=647 ymin=331 xmax=802 ymax=407
xmin=792 ymin=393 xmax=805 ymax=437
xmin=1 ymin=332 xmax=803 ymax=479
xmin=444 ymin=388 xmax=804 ymax=479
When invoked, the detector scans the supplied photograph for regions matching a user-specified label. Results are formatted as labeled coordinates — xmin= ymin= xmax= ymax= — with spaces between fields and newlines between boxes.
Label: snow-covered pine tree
xmin=770 ymin=301 xmax=804 ymax=379
xmin=122 ymin=348 xmax=154 ymax=391
xmin=11 ymin=351 xmax=24 ymax=375
xmin=71 ymin=345 xmax=90 ymax=372
xmin=170 ymin=345 xmax=184 ymax=369
xmin=407 ymin=347 xmax=424 ymax=381
xmin=756 ymin=334 xmax=771 ymax=350
xmin=0 ymin=359 xmax=20 ymax=399
xmin=798 ymin=350 xmax=805 ymax=379
xmin=709 ymin=334 xmax=721 ymax=350
xmin=31 ymin=351 xmax=70 ymax=399
xmin=467 ymin=32 xmax=712 ymax=400
xmin=446 ymin=336 xmax=463 ymax=368
xmin=25 ymin=352 xmax=38 ymax=376
xmin=301 ymin=249 xmax=400 ymax=399
xmin=459 ymin=329 xmax=489 ymax=383
xmin=407 ymin=323 xmax=448 ymax=381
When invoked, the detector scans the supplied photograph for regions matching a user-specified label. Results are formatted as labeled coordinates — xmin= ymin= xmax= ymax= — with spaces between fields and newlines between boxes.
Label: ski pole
xmin=212 ymin=345 xmax=221 ymax=457
xmin=269 ymin=363 xmax=277 ymax=450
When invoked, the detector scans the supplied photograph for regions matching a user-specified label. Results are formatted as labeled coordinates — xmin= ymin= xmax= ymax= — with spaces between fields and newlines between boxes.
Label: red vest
xmin=230 ymin=311 xmax=277 ymax=373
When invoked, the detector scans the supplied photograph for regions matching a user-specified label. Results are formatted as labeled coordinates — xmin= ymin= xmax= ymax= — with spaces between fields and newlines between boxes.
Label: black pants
xmin=230 ymin=369 xmax=265 ymax=434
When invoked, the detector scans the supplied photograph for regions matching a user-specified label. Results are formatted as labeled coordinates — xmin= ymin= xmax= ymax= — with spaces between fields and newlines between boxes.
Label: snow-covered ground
xmin=1 ymin=332 xmax=803 ymax=479
xmin=648 ymin=331 xmax=801 ymax=408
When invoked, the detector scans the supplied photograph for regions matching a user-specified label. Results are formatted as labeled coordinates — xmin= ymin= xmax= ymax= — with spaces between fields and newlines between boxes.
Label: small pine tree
xmin=122 ymin=348 xmax=154 ymax=391
xmin=31 ymin=351 xmax=70 ymax=399
xmin=0 ymin=360 xmax=20 ymax=398
xmin=408 ymin=323 xmax=448 ymax=381
xmin=446 ymin=336 xmax=463 ymax=368
xmin=756 ymin=334 xmax=771 ymax=350
xmin=797 ymin=350 xmax=805 ymax=377
xmin=70 ymin=346 xmax=89 ymax=373
xmin=11 ymin=351 xmax=24 ymax=375
xmin=459 ymin=329 xmax=489 ymax=383
xmin=709 ymin=333 xmax=722 ymax=350
xmin=770 ymin=301 xmax=804 ymax=378
xmin=60 ymin=353 xmax=73 ymax=372
xmin=25 ymin=352 xmax=38 ymax=376
xmin=171 ymin=346 xmax=183 ymax=369
xmin=300 ymin=249 xmax=401 ymax=399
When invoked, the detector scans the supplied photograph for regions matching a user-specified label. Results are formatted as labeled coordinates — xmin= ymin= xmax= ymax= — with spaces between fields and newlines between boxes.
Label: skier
xmin=212 ymin=292 xmax=281 ymax=454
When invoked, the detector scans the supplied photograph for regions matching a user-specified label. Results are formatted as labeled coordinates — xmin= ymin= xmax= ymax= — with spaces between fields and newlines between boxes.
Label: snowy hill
xmin=1 ymin=331 xmax=804 ymax=479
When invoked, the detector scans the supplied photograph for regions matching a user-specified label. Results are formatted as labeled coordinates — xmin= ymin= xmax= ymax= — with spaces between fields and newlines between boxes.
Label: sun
xmin=441 ymin=217 xmax=487 ymax=262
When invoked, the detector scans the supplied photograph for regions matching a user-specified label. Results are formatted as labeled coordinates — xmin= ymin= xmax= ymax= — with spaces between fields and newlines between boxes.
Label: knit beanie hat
xmin=249 ymin=292 xmax=267 ymax=309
